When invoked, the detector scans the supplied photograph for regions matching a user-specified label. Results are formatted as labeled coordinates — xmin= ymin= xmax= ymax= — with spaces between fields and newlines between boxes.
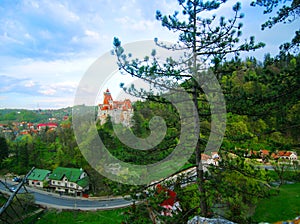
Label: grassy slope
xmin=34 ymin=208 xmax=126 ymax=224
xmin=252 ymin=182 xmax=300 ymax=223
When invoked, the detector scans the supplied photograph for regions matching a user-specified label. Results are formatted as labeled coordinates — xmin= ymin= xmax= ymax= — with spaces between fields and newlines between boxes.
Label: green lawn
xmin=252 ymin=182 xmax=300 ymax=223
xmin=34 ymin=208 xmax=126 ymax=224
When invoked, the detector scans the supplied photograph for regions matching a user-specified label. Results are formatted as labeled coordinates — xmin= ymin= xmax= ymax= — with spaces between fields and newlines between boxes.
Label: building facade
xmin=48 ymin=167 xmax=89 ymax=196
xmin=97 ymin=89 xmax=133 ymax=126
xmin=27 ymin=168 xmax=51 ymax=188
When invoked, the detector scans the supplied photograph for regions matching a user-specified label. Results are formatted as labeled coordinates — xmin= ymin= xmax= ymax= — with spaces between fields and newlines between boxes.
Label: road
xmin=0 ymin=180 xmax=132 ymax=210
xmin=0 ymin=164 xmax=281 ymax=210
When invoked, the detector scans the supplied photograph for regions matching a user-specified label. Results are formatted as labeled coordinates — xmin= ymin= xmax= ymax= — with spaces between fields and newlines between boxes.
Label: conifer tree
xmin=113 ymin=0 xmax=265 ymax=217
xmin=251 ymin=0 xmax=300 ymax=54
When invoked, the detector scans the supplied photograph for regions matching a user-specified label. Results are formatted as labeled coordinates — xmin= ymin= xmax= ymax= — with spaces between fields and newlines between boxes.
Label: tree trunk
xmin=192 ymin=81 xmax=208 ymax=217
xmin=195 ymin=138 xmax=208 ymax=217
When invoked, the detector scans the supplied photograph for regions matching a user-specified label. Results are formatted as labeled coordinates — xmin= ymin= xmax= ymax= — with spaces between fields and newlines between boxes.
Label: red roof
xmin=103 ymin=89 xmax=113 ymax=105
xmin=201 ymin=154 xmax=211 ymax=161
xmin=277 ymin=151 xmax=292 ymax=157
xmin=99 ymin=89 xmax=132 ymax=111
xmin=260 ymin=150 xmax=269 ymax=156
xmin=37 ymin=123 xmax=58 ymax=128
xmin=271 ymin=151 xmax=295 ymax=159
xmin=20 ymin=130 xmax=29 ymax=135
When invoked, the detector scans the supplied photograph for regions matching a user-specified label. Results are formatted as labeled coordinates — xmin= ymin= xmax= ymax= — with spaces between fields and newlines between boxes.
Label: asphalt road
xmin=0 ymin=180 xmax=132 ymax=210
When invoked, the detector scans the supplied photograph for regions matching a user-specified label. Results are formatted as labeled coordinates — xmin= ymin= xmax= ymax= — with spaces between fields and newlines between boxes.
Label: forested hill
xmin=0 ymin=105 xmax=96 ymax=124
xmin=0 ymin=107 xmax=72 ymax=124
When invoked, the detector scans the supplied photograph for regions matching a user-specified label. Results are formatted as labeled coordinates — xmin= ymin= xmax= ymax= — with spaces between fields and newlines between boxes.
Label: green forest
xmin=0 ymin=53 xmax=299 ymax=223
xmin=0 ymin=0 xmax=299 ymax=223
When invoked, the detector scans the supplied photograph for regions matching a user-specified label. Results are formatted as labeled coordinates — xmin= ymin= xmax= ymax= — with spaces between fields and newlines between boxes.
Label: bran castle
xmin=97 ymin=89 xmax=133 ymax=126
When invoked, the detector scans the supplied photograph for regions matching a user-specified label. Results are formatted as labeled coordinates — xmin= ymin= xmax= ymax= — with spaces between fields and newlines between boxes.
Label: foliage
xmin=0 ymin=137 xmax=9 ymax=166
xmin=207 ymin=152 xmax=272 ymax=222
xmin=113 ymin=0 xmax=266 ymax=218
xmin=271 ymin=159 xmax=300 ymax=186
xmin=221 ymin=54 xmax=300 ymax=148
xmin=0 ymin=107 xmax=73 ymax=124
xmin=0 ymin=33 xmax=298 ymax=223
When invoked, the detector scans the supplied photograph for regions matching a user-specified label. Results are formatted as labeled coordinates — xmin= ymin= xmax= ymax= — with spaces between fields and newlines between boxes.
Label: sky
xmin=0 ymin=0 xmax=298 ymax=109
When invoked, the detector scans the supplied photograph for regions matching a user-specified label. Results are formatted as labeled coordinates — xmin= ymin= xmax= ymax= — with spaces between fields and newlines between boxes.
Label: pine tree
xmin=251 ymin=0 xmax=300 ymax=54
xmin=113 ymin=0 xmax=265 ymax=217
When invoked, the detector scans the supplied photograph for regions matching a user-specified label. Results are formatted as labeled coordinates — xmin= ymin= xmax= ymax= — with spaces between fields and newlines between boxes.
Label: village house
xmin=271 ymin=151 xmax=298 ymax=161
xmin=97 ymin=89 xmax=133 ymax=127
xmin=201 ymin=152 xmax=220 ymax=166
xmin=27 ymin=168 xmax=51 ymax=188
xmin=48 ymin=167 xmax=89 ymax=196
xmin=37 ymin=122 xmax=58 ymax=131
xmin=0 ymin=124 xmax=8 ymax=129
xmin=243 ymin=148 xmax=298 ymax=164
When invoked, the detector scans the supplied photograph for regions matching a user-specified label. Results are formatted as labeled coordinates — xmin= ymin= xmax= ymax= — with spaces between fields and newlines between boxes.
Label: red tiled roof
xmin=20 ymin=130 xmax=29 ymax=135
xmin=271 ymin=153 xmax=279 ymax=159
xmin=103 ymin=89 xmax=113 ymax=105
xmin=271 ymin=151 xmax=296 ymax=159
xmin=260 ymin=150 xmax=269 ymax=156
xmin=285 ymin=152 xmax=292 ymax=157
xmin=37 ymin=123 xmax=58 ymax=128
xmin=277 ymin=151 xmax=293 ymax=157
xmin=99 ymin=89 xmax=132 ymax=111
xmin=201 ymin=154 xmax=211 ymax=161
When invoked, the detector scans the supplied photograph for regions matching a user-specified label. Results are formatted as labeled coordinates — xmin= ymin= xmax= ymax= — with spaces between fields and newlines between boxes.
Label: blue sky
xmin=0 ymin=0 xmax=297 ymax=109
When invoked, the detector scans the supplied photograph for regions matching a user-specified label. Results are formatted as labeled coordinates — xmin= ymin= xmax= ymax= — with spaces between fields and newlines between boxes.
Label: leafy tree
xmin=271 ymin=158 xmax=294 ymax=187
xmin=221 ymin=53 xmax=300 ymax=149
xmin=113 ymin=0 xmax=264 ymax=217
xmin=207 ymin=152 xmax=271 ymax=222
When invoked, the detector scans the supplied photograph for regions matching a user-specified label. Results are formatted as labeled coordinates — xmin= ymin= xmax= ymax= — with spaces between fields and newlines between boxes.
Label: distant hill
xmin=0 ymin=105 xmax=98 ymax=125
xmin=0 ymin=107 xmax=74 ymax=124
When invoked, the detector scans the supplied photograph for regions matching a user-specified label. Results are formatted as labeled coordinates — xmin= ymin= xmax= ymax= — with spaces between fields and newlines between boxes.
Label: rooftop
xmin=27 ymin=168 xmax=51 ymax=181
xmin=48 ymin=167 xmax=86 ymax=183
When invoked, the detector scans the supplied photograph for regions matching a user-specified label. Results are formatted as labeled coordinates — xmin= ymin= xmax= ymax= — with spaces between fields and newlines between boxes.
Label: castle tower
xmin=102 ymin=89 xmax=113 ymax=110
xmin=98 ymin=89 xmax=133 ymax=126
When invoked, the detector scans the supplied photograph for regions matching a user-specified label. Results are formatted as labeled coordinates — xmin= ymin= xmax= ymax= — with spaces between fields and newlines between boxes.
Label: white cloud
xmin=2 ymin=56 xmax=94 ymax=81
xmin=115 ymin=16 xmax=156 ymax=31
xmin=38 ymin=81 xmax=78 ymax=96
xmin=0 ymin=30 xmax=24 ymax=46
xmin=39 ymin=87 xmax=56 ymax=96
xmin=24 ymin=0 xmax=40 ymax=9
xmin=39 ymin=30 xmax=52 ymax=40
xmin=24 ymin=80 xmax=35 ymax=87
xmin=24 ymin=33 xmax=33 ymax=40
xmin=23 ymin=0 xmax=80 ymax=24
xmin=84 ymin=30 xmax=100 ymax=40
xmin=0 ymin=96 xmax=7 ymax=101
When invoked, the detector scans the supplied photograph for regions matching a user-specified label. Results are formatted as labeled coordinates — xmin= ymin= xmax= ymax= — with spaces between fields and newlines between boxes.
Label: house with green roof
xmin=27 ymin=168 xmax=51 ymax=188
xmin=48 ymin=167 xmax=89 ymax=195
